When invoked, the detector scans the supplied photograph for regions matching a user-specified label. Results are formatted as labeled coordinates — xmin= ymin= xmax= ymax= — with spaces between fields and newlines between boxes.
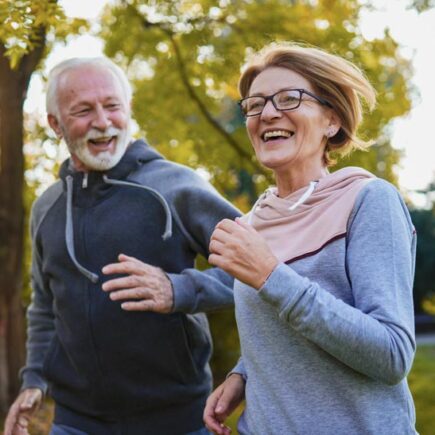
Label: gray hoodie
xmin=233 ymin=179 xmax=417 ymax=435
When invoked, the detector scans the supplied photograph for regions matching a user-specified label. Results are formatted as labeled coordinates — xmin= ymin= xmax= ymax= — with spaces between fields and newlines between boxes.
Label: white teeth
xmin=90 ymin=136 xmax=113 ymax=144
xmin=263 ymin=130 xmax=292 ymax=141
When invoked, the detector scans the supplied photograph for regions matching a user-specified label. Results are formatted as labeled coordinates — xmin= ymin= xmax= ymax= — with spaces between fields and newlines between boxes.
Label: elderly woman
xmin=203 ymin=43 xmax=417 ymax=435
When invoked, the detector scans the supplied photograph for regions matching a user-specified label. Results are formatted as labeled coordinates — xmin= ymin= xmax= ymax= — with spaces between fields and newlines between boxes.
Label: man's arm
xmin=102 ymin=254 xmax=235 ymax=313
xmin=20 ymin=202 xmax=56 ymax=393
xmin=102 ymin=174 xmax=241 ymax=313
xmin=5 ymin=202 xmax=56 ymax=434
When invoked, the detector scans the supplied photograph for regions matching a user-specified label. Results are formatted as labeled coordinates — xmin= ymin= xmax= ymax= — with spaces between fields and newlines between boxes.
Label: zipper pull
xmin=82 ymin=172 xmax=88 ymax=189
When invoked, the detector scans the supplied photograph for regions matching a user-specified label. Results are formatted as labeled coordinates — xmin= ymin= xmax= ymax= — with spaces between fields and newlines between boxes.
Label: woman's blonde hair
xmin=238 ymin=42 xmax=376 ymax=166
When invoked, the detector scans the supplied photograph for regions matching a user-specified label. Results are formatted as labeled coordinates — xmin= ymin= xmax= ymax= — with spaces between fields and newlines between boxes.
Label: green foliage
xmin=408 ymin=0 xmax=435 ymax=13
xmin=194 ymin=255 xmax=240 ymax=383
xmin=0 ymin=0 xmax=89 ymax=69
xmin=0 ymin=0 xmax=88 ymax=304
xmin=410 ymin=182 xmax=435 ymax=313
xmin=100 ymin=0 xmax=412 ymax=197
xmin=100 ymin=0 xmax=414 ymax=378
xmin=408 ymin=345 xmax=435 ymax=434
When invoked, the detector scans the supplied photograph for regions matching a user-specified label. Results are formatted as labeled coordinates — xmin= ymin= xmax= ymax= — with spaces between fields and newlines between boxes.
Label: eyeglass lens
xmin=241 ymin=90 xmax=301 ymax=116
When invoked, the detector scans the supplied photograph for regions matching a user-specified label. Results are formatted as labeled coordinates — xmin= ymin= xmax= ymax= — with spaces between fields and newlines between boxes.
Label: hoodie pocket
xmin=42 ymin=334 xmax=90 ymax=391
xmin=42 ymin=335 xmax=59 ymax=379
xmin=168 ymin=314 xmax=201 ymax=384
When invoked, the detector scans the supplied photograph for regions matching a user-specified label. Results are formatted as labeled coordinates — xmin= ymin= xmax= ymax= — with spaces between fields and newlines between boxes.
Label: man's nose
xmin=92 ymin=106 xmax=112 ymax=130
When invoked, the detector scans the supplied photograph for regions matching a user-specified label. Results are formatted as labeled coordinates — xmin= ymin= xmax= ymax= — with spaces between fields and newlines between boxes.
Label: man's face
xmin=49 ymin=65 xmax=131 ymax=171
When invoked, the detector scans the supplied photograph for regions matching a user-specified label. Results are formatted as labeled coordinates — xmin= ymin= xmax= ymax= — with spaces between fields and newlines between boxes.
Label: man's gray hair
xmin=46 ymin=57 xmax=132 ymax=117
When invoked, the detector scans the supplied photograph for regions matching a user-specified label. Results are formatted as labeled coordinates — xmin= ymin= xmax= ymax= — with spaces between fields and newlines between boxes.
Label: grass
xmin=408 ymin=344 xmax=435 ymax=435
xmin=2 ymin=345 xmax=434 ymax=434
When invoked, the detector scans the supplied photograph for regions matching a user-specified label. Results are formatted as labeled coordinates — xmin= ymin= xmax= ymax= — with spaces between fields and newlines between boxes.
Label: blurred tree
xmin=100 ymin=0 xmax=412 ymax=195
xmin=410 ymin=181 xmax=435 ymax=314
xmin=0 ymin=0 xmax=86 ymax=413
xmin=100 ymin=0 xmax=414 ymax=380
xmin=408 ymin=0 xmax=435 ymax=12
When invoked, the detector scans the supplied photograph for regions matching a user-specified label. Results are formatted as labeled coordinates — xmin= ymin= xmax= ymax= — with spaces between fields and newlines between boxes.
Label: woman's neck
xmin=274 ymin=165 xmax=329 ymax=198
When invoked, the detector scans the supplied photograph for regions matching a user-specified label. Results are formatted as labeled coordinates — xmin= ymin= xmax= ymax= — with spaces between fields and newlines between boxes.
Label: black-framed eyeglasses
xmin=239 ymin=88 xmax=333 ymax=117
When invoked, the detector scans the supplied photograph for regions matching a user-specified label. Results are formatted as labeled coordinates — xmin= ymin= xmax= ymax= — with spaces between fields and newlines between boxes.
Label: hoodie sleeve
xmin=167 ymin=177 xmax=241 ymax=313
xmin=258 ymin=180 xmax=416 ymax=384
xmin=20 ymin=202 xmax=56 ymax=394
xmin=229 ymin=357 xmax=247 ymax=381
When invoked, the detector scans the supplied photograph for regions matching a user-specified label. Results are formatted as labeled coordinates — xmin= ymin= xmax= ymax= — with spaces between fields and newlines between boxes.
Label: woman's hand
xmin=208 ymin=218 xmax=278 ymax=289
xmin=203 ymin=374 xmax=245 ymax=434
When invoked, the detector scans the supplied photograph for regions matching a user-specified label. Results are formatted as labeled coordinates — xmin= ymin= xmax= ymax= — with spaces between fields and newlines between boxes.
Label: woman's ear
xmin=326 ymin=111 xmax=341 ymax=138
xmin=47 ymin=114 xmax=63 ymax=139
xmin=325 ymin=110 xmax=341 ymax=138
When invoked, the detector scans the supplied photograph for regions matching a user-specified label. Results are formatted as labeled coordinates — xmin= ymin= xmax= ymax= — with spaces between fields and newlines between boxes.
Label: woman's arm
xmin=210 ymin=180 xmax=416 ymax=384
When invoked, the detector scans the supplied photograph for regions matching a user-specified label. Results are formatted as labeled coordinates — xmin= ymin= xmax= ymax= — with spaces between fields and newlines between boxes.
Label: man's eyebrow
xmin=69 ymin=102 xmax=92 ymax=111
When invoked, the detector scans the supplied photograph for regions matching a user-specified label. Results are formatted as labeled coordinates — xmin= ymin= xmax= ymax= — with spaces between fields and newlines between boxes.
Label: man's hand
xmin=203 ymin=374 xmax=245 ymax=434
xmin=4 ymin=388 xmax=42 ymax=435
xmin=209 ymin=218 xmax=278 ymax=289
xmin=102 ymin=254 xmax=174 ymax=313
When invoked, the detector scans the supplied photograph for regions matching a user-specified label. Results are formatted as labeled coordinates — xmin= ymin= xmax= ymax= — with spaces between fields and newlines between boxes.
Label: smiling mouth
xmin=261 ymin=130 xmax=295 ymax=142
xmin=88 ymin=136 xmax=117 ymax=148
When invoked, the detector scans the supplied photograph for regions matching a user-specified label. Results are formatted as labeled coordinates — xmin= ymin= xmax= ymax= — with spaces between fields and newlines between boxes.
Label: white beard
xmin=65 ymin=124 xmax=132 ymax=171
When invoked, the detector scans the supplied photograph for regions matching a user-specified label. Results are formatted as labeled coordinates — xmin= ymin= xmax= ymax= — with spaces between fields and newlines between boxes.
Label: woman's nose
xmin=260 ymin=100 xmax=282 ymax=121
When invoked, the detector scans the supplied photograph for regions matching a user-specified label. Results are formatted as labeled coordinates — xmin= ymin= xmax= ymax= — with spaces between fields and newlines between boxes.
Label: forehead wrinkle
xmin=57 ymin=66 xmax=126 ymax=109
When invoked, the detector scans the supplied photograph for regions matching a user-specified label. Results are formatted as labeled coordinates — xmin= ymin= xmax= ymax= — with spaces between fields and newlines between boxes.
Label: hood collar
xmin=244 ymin=167 xmax=376 ymax=263
xmin=59 ymin=139 xmax=163 ymax=182
xmin=61 ymin=139 xmax=172 ymax=283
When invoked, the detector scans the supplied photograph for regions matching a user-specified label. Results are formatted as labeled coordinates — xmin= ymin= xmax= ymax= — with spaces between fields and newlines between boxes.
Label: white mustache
xmin=85 ymin=127 xmax=121 ymax=141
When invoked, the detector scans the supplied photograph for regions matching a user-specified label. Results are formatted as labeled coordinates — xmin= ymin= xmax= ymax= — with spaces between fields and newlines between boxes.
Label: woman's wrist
xmin=256 ymin=257 xmax=279 ymax=290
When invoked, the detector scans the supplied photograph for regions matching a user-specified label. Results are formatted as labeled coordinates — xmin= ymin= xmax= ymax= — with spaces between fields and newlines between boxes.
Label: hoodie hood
xmin=244 ymin=167 xmax=376 ymax=263
xmin=60 ymin=140 xmax=172 ymax=282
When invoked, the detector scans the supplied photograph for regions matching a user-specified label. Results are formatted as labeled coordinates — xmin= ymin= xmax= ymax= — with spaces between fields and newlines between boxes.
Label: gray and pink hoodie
xmin=232 ymin=170 xmax=417 ymax=434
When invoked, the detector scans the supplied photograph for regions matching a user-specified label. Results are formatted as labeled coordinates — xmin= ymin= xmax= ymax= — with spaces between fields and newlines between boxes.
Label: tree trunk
xmin=0 ymin=42 xmax=45 ymax=414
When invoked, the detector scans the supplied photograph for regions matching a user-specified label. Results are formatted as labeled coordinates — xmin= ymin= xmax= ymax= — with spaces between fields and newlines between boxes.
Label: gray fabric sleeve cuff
xmin=20 ymin=368 xmax=48 ymax=396
xmin=228 ymin=357 xmax=247 ymax=382
xmin=258 ymin=262 xmax=309 ymax=313
xmin=168 ymin=272 xmax=196 ymax=313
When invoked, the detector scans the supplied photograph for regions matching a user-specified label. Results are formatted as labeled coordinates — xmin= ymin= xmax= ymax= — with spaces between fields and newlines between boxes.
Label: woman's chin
xmin=257 ymin=155 xmax=295 ymax=172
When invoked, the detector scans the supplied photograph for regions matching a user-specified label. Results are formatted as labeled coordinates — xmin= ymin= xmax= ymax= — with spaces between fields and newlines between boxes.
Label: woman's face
xmin=245 ymin=67 xmax=338 ymax=173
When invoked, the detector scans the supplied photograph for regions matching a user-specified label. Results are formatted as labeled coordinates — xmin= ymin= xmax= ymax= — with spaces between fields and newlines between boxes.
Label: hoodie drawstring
xmin=64 ymin=174 xmax=173 ymax=283
xmin=65 ymin=176 xmax=99 ymax=283
xmin=288 ymin=181 xmax=318 ymax=211
xmin=102 ymin=175 xmax=172 ymax=240
xmin=247 ymin=181 xmax=318 ymax=224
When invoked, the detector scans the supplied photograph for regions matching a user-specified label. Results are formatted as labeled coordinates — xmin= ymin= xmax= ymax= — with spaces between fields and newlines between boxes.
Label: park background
xmin=1 ymin=0 xmax=435 ymax=433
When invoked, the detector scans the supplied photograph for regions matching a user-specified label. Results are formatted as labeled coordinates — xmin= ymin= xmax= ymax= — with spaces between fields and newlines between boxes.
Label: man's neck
xmin=70 ymin=154 xmax=89 ymax=173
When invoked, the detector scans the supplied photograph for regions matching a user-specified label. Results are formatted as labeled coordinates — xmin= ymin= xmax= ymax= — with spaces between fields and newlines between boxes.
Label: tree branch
xmin=19 ymin=25 xmax=47 ymax=93
xmin=165 ymin=30 xmax=253 ymax=161
xmin=129 ymin=7 xmax=266 ymax=175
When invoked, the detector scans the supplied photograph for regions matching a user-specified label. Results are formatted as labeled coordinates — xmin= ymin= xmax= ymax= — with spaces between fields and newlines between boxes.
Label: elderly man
xmin=5 ymin=57 xmax=239 ymax=435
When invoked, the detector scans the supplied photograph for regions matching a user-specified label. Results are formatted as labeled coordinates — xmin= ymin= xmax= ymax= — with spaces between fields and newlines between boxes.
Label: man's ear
xmin=47 ymin=114 xmax=63 ymax=139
